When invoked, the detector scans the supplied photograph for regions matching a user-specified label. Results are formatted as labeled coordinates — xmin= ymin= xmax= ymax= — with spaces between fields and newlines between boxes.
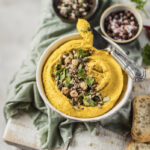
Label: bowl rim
xmin=100 ymin=4 xmax=143 ymax=44
xmin=36 ymin=33 xmax=133 ymax=122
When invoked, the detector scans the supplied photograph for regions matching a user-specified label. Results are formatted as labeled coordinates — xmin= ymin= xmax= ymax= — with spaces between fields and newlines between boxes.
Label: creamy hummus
xmin=43 ymin=19 xmax=127 ymax=118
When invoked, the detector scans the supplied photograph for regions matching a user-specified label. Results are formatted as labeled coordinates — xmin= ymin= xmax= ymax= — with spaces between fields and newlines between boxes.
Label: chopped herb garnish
xmin=54 ymin=62 xmax=61 ymax=70
xmin=131 ymin=0 xmax=149 ymax=18
xmin=77 ymin=49 xmax=88 ymax=57
xmin=79 ymin=0 xmax=84 ymax=4
xmin=86 ymin=77 xmax=94 ymax=87
xmin=83 ymin=96 xmax=95 ymax=106
xmin=89 ymin=99 xmax=95 ymax=107
xmin=142 ymin=43 xmax=150 ymax=65
xmin=65 ymin=76 xmax=71 ymax=86
xmin=56 ymin=68 xmax=64 ymax=78
xmin=83 ymin=96 xmax=89 ymax=106
xmin=53 ymin=49 xmax=108 ymax=109
xmin=60 ymin=69 xmax=66 ymax=81
xmin=131 ymin=0 xmax=147 ymax=10
xmin=78 ymin=68 xmax=85 ymax=79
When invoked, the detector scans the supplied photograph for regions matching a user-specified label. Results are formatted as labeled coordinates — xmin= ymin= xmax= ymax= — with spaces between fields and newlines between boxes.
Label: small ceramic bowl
xmin=36 ymin=33 xmax=133 ymax=122
xmin=52 ymin=0 xmax=99 ymax=23
xmin=100 ymin=4 xmax=143 ymax=44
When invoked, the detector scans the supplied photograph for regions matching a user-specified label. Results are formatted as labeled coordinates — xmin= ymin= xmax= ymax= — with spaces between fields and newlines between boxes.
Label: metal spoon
xmin=92 ymin=28 xmax=146 ymax=81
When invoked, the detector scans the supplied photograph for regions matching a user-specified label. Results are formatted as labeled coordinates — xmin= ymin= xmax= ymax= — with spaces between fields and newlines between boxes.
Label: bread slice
xmin=126 ymin=141 xmax=150 ymax=150
xmin=132 ymin=95 xmax=150 ymax=142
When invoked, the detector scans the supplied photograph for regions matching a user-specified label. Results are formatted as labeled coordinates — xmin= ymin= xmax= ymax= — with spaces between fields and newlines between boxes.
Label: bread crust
xmin=132 ymin=95 xmax=150 ymax=142
xmin=126 ymin=141 xmax=133 ymax=150
xmin=126 ymin=140 xmax=150 ymax=150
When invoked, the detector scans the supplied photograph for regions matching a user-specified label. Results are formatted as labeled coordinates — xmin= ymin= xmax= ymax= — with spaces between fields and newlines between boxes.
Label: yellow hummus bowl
xmin=36 ymin=33 xmax=133 ymax=122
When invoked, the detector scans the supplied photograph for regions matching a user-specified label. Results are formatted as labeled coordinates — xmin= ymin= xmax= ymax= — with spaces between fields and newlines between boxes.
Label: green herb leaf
xmin=60 ymin=69 xmax=66 ymax=81
xmin=65 ymin=76 xmax=71 ymax=86
xmin=54 ymin=62 xmax=61 ymax=70
xmin=78 ymin=68 xmax=85 ymax=79
xmin=89 ymin=99 xmax=95 ymax=107
xmin=131 ymin=0 xmax=149 ymax=17
xmin=78 ymin=0 xmax=84 ymax=4
xmin=86 ymin=77 xmax=94 ymax=87
xmin=83 ymin=96 xmax=89 ymax=106
xmin=56 ymin=68 xmax=63 ymax=78
xmin=142 ymin=43 xmax=150 ymax=65
xmin=77 ymin=49 xmax=89 ymax=57
xmin=83 ymin=96 xmax=95 ymax=106
xmin=131 ymin=0 xmax=147 ymax=9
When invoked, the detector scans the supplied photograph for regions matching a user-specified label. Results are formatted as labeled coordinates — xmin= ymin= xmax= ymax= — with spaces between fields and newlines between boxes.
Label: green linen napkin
xmin=4 ymin=0 xmax=143 ymax=149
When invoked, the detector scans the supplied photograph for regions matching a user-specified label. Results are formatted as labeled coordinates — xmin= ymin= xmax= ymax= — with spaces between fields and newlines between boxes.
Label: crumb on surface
xmin=89 ymin=143 xmax=93 ymax=147
xmin=140 ymin=83 xmax=145 ymax=89
xmin=109 ymin=140 xmax=114 ymax=144
xmin=133 ymin=86 xmax=139 ymax=92
xmin=96 ymin=131 xmax=100 ymax=136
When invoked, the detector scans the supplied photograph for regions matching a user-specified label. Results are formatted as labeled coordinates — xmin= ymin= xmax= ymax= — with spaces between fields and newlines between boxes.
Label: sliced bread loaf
xmin=126 ymin=141 xmax=150 ymax=150
xmin=132 ymin=95 xmax=150 ymax=142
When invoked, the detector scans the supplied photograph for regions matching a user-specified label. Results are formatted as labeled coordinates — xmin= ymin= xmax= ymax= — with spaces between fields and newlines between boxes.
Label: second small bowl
xmin=100 ymin=4 xmax=143 ymax=44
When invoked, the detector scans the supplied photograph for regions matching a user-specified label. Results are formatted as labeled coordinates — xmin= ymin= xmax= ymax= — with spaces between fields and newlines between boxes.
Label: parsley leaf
xmin=89 ymin=99 xmax=95 ymax=106
xmin=83 ymin=96 xmax=89 ymax=106
xmin=60 ymin=69 xmax=66 ymax=81
xmin=131 ymin=0 xmax=147 ymax=9
xmin=54 ymin=62 xmax=61 ymax=70
xmin=78 ymin=68 xmax=85 ymax=79
xmin=65 ymin=76 xmax=71 ymax=86
xmin=83 ymin=96 xmax=95 ymax=107
xmin=142 ymin=43 xmax=150 ymax=65
xmin=86 ymin=77 xmax=94 ymax=87
xmin=56 ymin=68 xmax=63 ymax=78
xmin=131 ymin=0 xmax=149 ymax=18
xmin=77 ymin=49 xmax=89 ymax=57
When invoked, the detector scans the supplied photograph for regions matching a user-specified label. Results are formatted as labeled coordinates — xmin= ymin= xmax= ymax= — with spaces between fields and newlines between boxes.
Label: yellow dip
xmin=43 ymin=19 xmax=127 ymax=118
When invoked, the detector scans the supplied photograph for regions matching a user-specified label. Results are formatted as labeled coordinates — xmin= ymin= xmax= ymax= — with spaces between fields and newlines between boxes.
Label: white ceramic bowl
xmin=36 ymin=33 xmax=133 ymax=122
xmin=100 ymin=4 xmax=143 ymax=44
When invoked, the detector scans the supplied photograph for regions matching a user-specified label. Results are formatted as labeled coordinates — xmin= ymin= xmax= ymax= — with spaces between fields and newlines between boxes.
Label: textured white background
xmin=0 ymin=0 xmax=40 ymax=149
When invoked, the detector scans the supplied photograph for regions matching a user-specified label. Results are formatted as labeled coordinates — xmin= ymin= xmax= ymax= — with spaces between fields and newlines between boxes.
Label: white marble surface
xmin=0 ymin=0 xmax=40 ymax=149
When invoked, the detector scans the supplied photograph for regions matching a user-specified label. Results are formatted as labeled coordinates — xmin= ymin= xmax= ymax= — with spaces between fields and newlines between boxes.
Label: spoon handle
xmin=107 ymin=46 xmax=146 ymax=82
xmin=64 ymin=139 xmax=71 ymax=150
